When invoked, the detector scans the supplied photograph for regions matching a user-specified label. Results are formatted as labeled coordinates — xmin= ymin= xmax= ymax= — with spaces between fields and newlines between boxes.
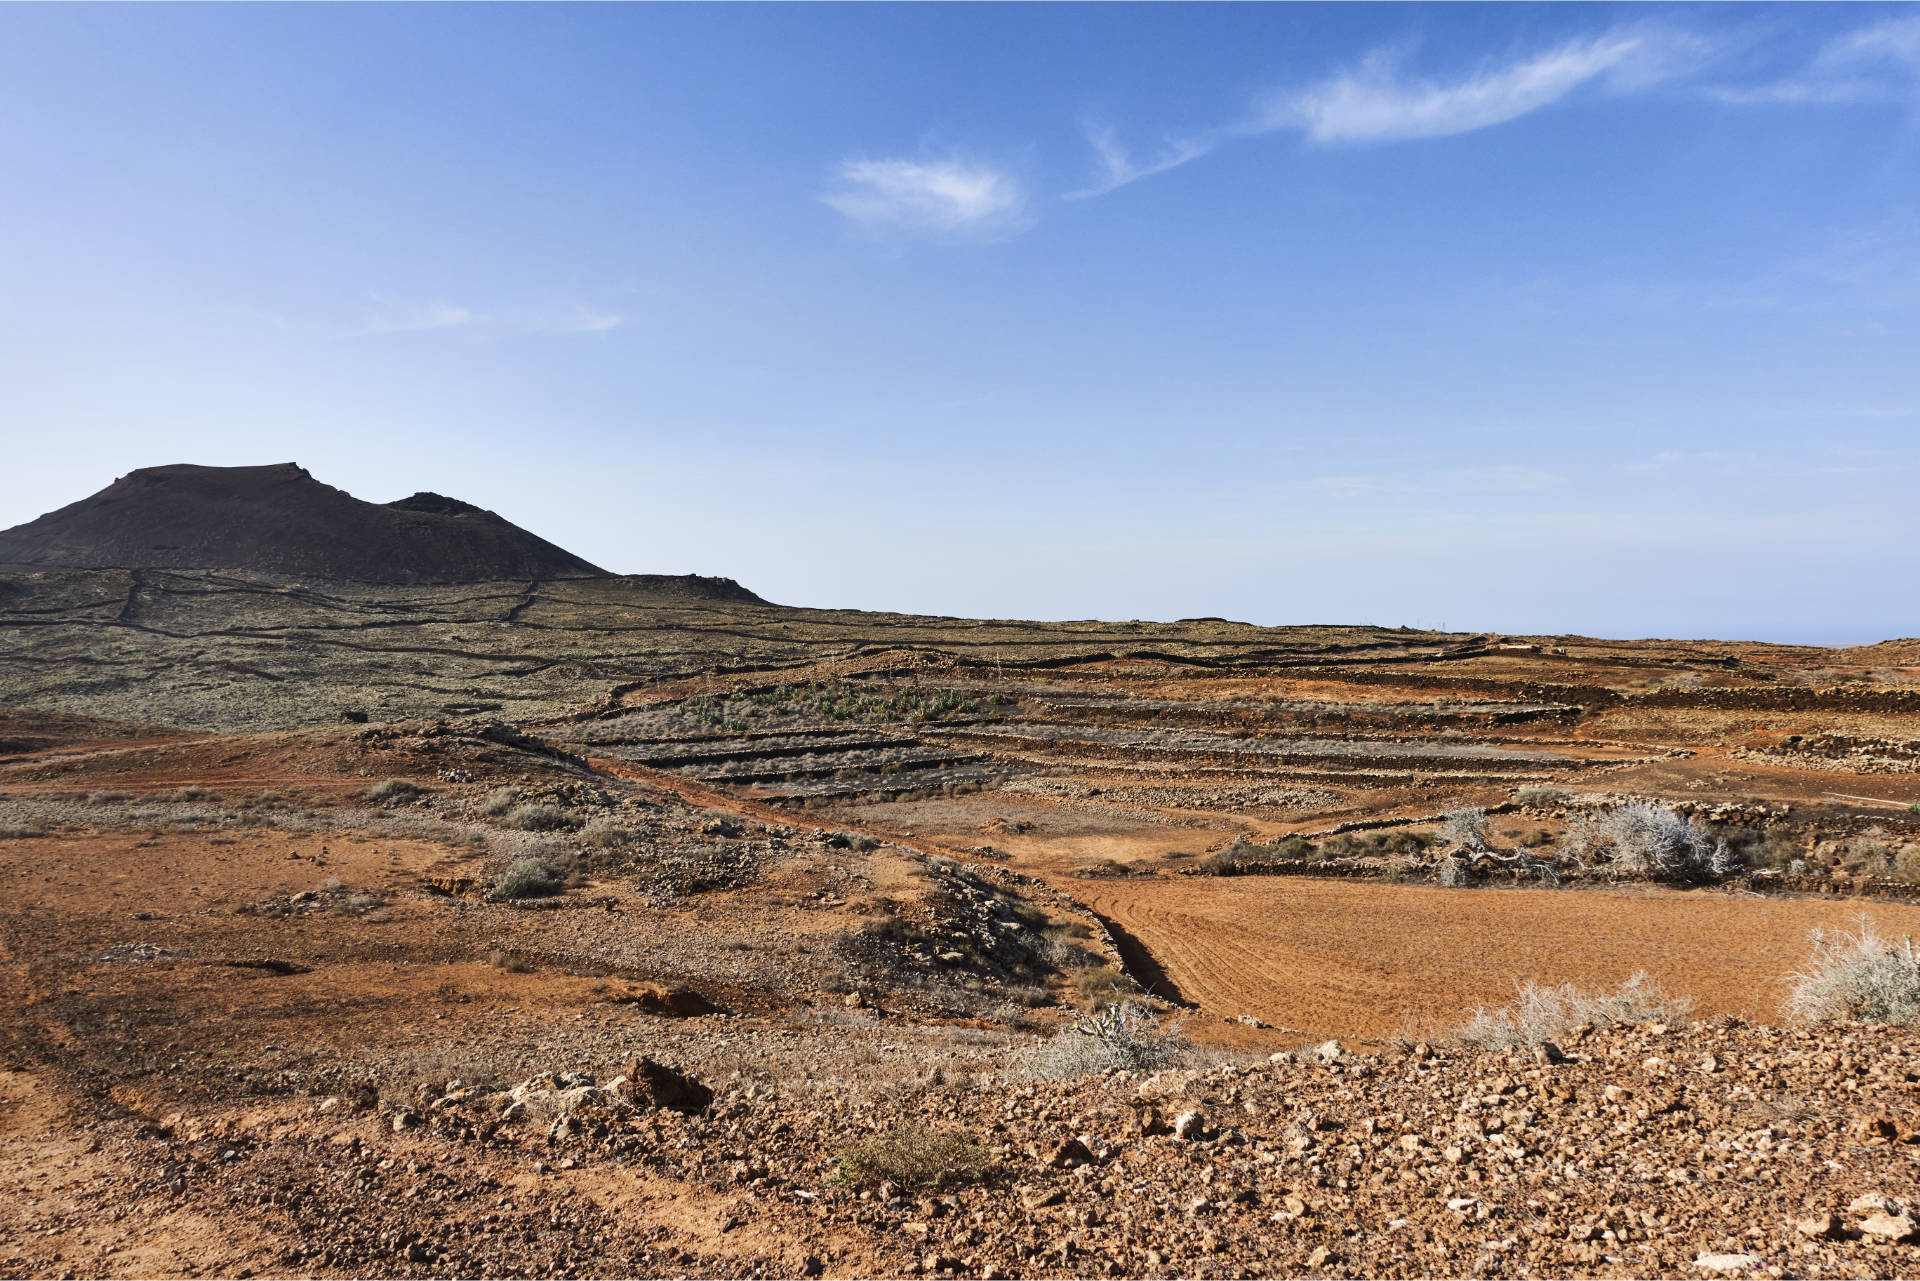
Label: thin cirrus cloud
xmin=1273 ymin=32 xmax=1649 ymax=144
xmin=820 ymin=156 xmax=1027 ymax=235
xmin=358 ymin=296 xmax=477 ymax=336
xmin=1711 ymin=14 xmax=1920 ymax=105
xmin=1071 ymin=30 xmax=1661 ymax=199
xmin=1273 ymin=463 xmax=1568 ymax=499
xmin=840 ymin=20 xmax=1898 ymax=228
xmin=356 ymin=295 xmax=623 ymax=337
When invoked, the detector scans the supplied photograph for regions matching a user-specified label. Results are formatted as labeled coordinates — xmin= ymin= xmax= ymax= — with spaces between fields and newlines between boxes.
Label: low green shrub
xmin=490 ymin=857 xmax=561 ymax=900
xmin=503 ymin=803 xmax=570 ymax=832
xmin=832 ymin=1125 xmax=993 ymax=1189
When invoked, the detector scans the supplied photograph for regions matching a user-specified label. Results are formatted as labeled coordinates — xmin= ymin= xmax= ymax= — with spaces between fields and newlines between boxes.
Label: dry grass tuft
xmin=1454 ymin=972 xmax=1692 ymax=1050
xmin=1786 ymin=920 xmax=1920 ymax=1024
xmin=1026 ymin=1001 xmax=1195 ymax=1079
xmin=502 ymin=803 xmax=571 ymax=832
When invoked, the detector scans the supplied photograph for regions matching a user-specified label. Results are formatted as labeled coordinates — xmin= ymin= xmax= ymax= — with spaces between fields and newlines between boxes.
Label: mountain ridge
xmin=0 ymin=462 xmax=614 ymax=585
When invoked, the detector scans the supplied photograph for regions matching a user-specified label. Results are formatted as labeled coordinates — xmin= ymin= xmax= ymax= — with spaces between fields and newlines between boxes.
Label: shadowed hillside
xmin=0 ymin=463 xmax=611 ymax=584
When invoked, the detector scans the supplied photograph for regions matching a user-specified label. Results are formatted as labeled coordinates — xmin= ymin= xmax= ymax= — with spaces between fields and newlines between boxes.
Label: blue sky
xmin=2 ymin=4 xmax=1918 ymax=643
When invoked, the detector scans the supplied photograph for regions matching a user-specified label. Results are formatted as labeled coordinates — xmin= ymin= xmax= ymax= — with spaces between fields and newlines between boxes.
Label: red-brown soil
xmin=8 ymin=590 xmax=1920 ymax=1276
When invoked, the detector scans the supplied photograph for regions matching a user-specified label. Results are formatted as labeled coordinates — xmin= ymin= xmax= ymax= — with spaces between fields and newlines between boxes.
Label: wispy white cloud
xmin=1275 ymin=33 xmax=1646 ymax=144
xmin=1712 ymin=14 xmax=1920 ymax=105
xmin=359 ymin=295 xmax=477 ymax=335
xmin=355 ymin=296 xmax=623 ymax=338
xmin=519 ymin=307 xmax=624 ymax=335
xmin=1065 ymin=127 xmax=1216 ymax=200
xmin=1077 ymin=29 xmax=1681 ymax=198
xmin=1822 ymin=14 xmax=1920 ymax=70
xmin=1272 ymin=463 xmax=1567 ymax=498
xmin=822 ymin=157 xmax=1026 ymax=235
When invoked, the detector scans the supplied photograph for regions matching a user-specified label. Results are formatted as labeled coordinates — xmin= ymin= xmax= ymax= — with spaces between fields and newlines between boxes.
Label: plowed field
xmin=1070 ymin=874 xmax=1920 ymax=1042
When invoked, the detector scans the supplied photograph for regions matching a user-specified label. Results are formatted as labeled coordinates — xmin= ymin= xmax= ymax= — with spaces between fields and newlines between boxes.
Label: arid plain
xmin=9 ymin=550 xmax=1920 ymax=1278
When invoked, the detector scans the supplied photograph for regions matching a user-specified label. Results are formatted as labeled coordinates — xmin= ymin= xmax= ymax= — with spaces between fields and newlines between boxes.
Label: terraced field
xmin=11 ymin=566 xmax=1920 ymax=1045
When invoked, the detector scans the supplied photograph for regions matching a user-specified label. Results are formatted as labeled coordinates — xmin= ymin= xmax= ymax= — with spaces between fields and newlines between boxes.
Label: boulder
xmin=608 ymin=983 xmax=717 ymax=1017
xmin=613 ymin=1056 xmax=713 ymax=1114
xmin=1859 ymin=1211 xmax=1919 ymax=1243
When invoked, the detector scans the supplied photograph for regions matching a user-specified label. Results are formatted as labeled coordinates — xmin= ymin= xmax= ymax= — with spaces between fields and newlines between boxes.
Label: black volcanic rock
xmin=0 ymin=463 xmax=611 ymax=584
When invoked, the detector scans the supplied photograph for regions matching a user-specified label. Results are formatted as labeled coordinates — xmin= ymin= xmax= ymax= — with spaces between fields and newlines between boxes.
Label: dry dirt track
xmin=1063 ymin=874 xmax=1920 ymax=1043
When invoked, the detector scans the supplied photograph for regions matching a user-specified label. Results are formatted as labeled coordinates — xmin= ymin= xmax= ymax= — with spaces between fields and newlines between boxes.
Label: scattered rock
xmin=1795 ymin=1213 xmax=1843 ymax=1240
xmin=605 ymin=983 xmax=716 ymax=1017
xmin=1694 ymin=1251 xmax=1763 ymax=1273
xmin=1859 ymin=1211 xmax=1919 ymax=1243
xmin=1848 ymin=1193 xmax=1904 ymax=1218
xmin=611 ymin=1057 xmax=713 ymax=1114
xmin=1047 ymin=1137 xmax=1095 ymax=1169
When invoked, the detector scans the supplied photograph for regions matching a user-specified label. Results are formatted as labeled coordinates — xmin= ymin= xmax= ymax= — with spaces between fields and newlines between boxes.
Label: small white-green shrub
xmin=1455 ymin=972 xmax=1692 ymax=1050
xmin=1786 ymin=922 xmax=1920 ymax=1024
xmin=490 ymin=857 xmax=561 ymax=900
xmin=1026 ymin=1002 xmax=1194 ymax=1079
xmin=1442 ymin=808 xmax=1490 ymax=851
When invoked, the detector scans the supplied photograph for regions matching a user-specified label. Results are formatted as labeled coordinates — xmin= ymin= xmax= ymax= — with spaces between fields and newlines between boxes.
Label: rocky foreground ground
xmin=9 ymin=1018 xmax=1920 ymax=1280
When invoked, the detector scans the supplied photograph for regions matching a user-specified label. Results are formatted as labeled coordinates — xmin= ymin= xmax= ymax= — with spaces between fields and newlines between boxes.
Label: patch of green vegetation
xmin=832 ymin=1125 xmax=994 ymax=1190
xmin=679 ymin=681 xmax=981 ymax=730
xmin=1074 ymin=963 xmax=1139 ymax=1012
xmin=490 ymin=857 xmax=561 ymax=900
xmin=1199 ymin=832 xmax=1345 ymax=875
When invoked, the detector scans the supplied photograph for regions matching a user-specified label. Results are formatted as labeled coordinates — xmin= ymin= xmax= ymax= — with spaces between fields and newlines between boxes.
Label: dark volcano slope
xmin=0 ymin=463 xmax=612 ymax=584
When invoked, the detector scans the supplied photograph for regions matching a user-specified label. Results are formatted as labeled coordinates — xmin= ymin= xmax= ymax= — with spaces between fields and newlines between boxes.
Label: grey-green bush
xmin=1455 ymin=972 xmax=1691 ymax=1050
xmin=1594 ymin=803 xmax=1736 ymax=880
xmin=490 ymin=857 xmax=561 ymax=900
xmin=832 ymin=1125 xmax=992 ymax=1189
xmin=1442 ymin=808 xmax=1489 ymax=851
xmin=580 ymin=816 xmax=631 ymax=848
xmin=1786 ymin=922 xmax=1920 ymax=1024
xmin=1027 ymin=1001 xmax=1195 ymax=1079
xmin=503 ymin=803 xmax=570 ymax=832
